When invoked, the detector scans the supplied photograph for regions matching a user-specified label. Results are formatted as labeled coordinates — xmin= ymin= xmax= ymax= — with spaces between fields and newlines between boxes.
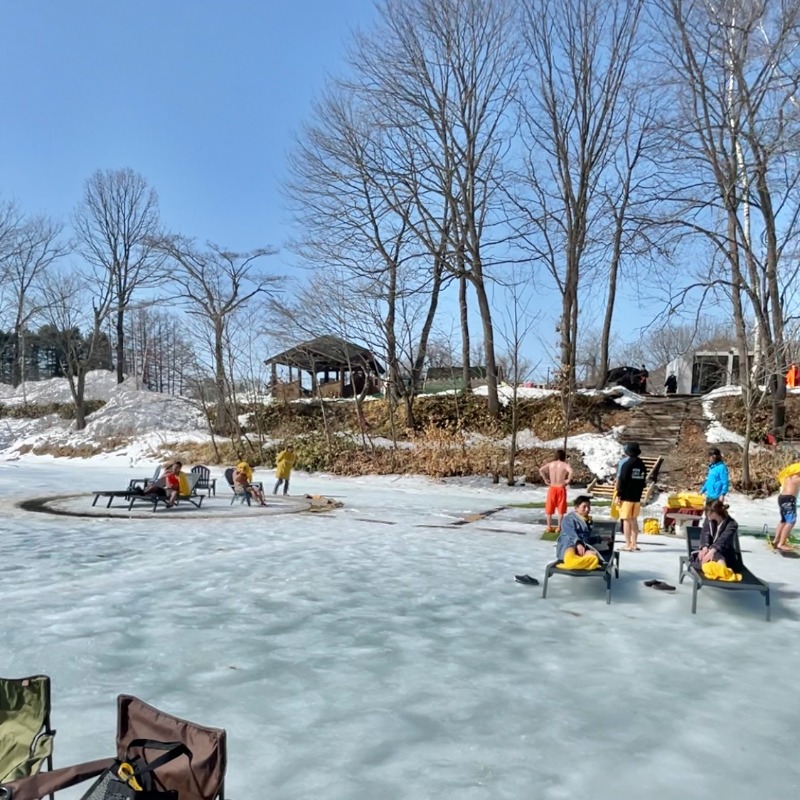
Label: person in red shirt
xmin=143 ymin=461 xmax=182 ymax=507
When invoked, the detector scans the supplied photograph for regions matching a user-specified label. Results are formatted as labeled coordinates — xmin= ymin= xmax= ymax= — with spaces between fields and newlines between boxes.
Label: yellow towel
xmin=557 ymin=547 xmax=600 ymax=571
xmin=178 ymin=473 xmax=190 ymax=496
xmin=777 ymin=462 xmax=800 ymax=484
xmin=701 ymin=561 xmax=742 ymax=582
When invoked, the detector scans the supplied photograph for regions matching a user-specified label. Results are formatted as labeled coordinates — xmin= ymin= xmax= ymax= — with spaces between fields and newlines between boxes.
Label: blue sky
xmin=0 ymin=0 xmax=376 ymax=258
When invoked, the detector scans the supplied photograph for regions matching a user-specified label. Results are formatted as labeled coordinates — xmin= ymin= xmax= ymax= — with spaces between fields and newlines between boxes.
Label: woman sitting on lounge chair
xmin=695 ymin=500 xmax=742 ymax=579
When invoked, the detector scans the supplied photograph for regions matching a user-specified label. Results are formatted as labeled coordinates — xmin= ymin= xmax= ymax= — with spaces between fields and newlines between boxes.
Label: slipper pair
xmin=644 ymin=579 xmax=675 ymax=591
xmin=515 ymin=574 xmax=540 ymax=586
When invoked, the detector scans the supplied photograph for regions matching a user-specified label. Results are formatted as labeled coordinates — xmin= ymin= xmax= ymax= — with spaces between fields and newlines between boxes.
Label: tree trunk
xmin=471 ymin=277 xmax=500 ymax=416
xmin=116 ymin=307 xmax=125 ymax=384
xmin=459 ymin=272 xmax=471 ymax=390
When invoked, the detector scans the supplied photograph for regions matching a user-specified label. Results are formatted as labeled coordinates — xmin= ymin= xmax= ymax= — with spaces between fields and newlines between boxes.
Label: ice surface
xmin=2 ymin=460 xmax=799 ymax=799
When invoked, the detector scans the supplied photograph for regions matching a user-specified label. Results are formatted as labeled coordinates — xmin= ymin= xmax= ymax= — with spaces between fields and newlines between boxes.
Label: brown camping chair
xmin=0 ymin=695 xmax=226 ymax=800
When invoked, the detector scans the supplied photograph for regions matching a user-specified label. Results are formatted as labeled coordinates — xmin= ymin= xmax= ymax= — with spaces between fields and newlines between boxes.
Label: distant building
xmin=666 ymin=349 xmax=752 ymax=395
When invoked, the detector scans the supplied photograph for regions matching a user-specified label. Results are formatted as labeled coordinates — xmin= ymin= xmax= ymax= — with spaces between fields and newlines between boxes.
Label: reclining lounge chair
xmin=0 ymin=676 xmax=55 ymax=791
xmin=678 ymin=526 xmax=771 ymax=621
xmin=542 ymin=520 xmax=621 ymax=604
xmin=0 ymin=695 xmax=226 ymax=800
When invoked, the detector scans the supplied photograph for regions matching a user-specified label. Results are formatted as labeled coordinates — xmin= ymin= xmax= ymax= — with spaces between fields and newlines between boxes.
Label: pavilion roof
xmin=265 ymin=335 xmax=385 ymax=374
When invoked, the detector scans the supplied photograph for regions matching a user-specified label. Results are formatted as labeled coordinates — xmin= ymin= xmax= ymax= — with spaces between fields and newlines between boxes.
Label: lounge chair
xmin=0 ymin=695 xmax=227 ymax=800
xmin=678 ymin=526 xmax=771 ymax=620
xmin=542 ymin=520 xmax=621 ymax=604
xmin=0 ymin=676 xmax=55 ymax=793
xmin=128 ymin=472 xmax=204 ymax=512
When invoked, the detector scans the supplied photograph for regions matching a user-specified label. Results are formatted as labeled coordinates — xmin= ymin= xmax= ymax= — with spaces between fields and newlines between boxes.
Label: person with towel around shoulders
xmin=555 ymin=495 xmax=604 ymax=570
xmin=616 ymin=442 xmax=647 ymax=551
xmin=274 ymin=444 xmax=296 ymax=496
xmin=234 ymin=460 xmax=267 ymax=506
xmin=695 ymin=499 xmax=742 ymax=581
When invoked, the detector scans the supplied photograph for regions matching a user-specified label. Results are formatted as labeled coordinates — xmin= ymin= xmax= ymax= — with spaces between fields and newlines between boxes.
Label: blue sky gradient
xmin=0 ymin=0 xmax=376 ymax=260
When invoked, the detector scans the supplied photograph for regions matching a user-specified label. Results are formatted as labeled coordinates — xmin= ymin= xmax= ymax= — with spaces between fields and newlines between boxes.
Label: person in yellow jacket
xmin=273 ymin=444 xmax=296 ymax=496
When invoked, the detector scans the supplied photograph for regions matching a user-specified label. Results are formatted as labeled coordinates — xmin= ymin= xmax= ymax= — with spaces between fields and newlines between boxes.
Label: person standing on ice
xmin=539 ymin=449 xmax=573 ymax=533
xmin=700 ymin=448 xmax=729 ymax=504
xmin=615 ymin=442 xmax=647 ymax=551
xmin=273 ymin=444 xmax=296 ymax=495
xmin=773 ymin=471 xmax=800 ymax=552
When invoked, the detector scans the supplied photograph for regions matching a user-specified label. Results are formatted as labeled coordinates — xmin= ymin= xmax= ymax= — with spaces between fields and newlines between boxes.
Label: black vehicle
xmin=604 ymin=365 xmax=648 ymax=393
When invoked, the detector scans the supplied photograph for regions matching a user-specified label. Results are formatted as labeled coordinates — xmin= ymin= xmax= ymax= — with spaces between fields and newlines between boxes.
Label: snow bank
xmin=0 ymin=370 xmax=122 ymax=406
xmin=472 ymin=384 xmax=644 ymax=408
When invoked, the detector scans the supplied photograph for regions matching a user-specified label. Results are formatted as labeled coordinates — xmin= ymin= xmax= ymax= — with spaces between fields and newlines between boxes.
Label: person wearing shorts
xmin=615 ymin=442 xmax=647 ymax=551
xmin=539 ymin=449 xmax=573 ymax=533
xmin=774 ymin=473 xmax=800 ymax=551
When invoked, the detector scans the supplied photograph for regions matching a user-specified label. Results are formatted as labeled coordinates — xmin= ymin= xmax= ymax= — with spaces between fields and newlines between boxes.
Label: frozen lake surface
xmin=3 ymin=460 xmax=799 ymax=799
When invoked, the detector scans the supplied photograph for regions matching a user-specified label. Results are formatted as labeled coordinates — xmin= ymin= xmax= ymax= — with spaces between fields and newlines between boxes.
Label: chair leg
xmin=606 ymin=573 xmax=611 ymax=604
xmin=542 ymin=569 xmax=551 ymax=598
xmin=765 ymin=590 xmax=771 ymax=622
xmin=691 ymin=580 xmax=698 ymax=614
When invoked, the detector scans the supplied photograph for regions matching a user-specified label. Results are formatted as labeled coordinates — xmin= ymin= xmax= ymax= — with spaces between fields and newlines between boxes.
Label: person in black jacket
xmin=696 ymin=500 xmax=741 ymax=570
xmin=615 ymin=442 xmax=647 ymax=551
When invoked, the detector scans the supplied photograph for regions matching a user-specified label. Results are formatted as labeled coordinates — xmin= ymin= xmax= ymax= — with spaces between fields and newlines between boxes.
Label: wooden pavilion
xmin=265 ymin=335 xmax=384 ymax=400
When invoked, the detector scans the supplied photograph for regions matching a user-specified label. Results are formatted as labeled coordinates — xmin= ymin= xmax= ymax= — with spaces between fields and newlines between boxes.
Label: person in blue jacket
xmin=700 ymin=448 xmax=729 ymax=503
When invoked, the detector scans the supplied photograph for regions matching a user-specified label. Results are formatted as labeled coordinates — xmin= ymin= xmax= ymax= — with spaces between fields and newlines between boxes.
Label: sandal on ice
xmin=652 ymin=581 xmax=676 ymax=591
xmin=643 ymin=579 xmax=660 ymax=587
xmin=515 ymin=574 xmax=540 ymax=586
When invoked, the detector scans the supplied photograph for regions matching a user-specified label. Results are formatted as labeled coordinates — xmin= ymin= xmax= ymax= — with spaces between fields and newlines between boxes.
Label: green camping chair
xmin=0 ymin=676 xmax=55 ymax=790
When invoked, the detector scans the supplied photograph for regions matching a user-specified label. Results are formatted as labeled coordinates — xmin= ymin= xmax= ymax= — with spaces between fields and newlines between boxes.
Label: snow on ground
xmin=701 ymin=386 xmax=755 ymax=448
xmin=0 ymin=369 xmax=121 ymax=406
xmin=0 ymin=371 xmax=207 ymax=460
xmin=473 ymin=383 xmax=644 ymax=408
xmin=2 ymin=460 xmax=799 ymax=800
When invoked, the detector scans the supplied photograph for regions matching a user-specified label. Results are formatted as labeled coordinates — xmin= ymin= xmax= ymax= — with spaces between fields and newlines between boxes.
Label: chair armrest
xmin=1 ymin=758 xmax=113 ymax=800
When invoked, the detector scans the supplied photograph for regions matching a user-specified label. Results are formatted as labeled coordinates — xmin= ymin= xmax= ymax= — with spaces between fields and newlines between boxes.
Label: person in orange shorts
xmin=539 ymin=449 xmax=573 ymax=533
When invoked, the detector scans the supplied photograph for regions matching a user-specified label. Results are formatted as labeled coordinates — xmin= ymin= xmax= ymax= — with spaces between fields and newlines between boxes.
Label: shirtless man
xmin=539 ymin=449 xmax=573 ymax=533
xmin=774 ymin=472 xmax=800 ymax=551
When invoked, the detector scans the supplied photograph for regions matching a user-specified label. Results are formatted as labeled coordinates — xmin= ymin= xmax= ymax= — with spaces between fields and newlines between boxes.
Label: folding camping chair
xmin=0 ymin=676 xmax=55 ymax=790
xmin=0 ymin=695 xmax=227 ymax=800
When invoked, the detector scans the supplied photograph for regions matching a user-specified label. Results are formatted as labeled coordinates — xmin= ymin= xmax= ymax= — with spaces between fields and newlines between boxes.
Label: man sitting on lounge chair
xmin=556 ymin=495 xmax=604 ymax=570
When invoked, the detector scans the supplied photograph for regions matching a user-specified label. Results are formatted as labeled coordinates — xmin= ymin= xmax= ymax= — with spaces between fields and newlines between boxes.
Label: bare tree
xmin=655 ymin=0 xmax=800 ymax=480
xmin=514 ymin=0 xmax=645 ymax=432
xmin=74 ymin=168 xmax=164 ymax=384
xmin=154 ymin=236 xmax=278 ymax=435
xmin=495 ymin=275 xmax=540 ymax=484
xmin=285 ymin=86 xmax=445 ymax=430
xmin=0 ymin=216 xmax=66 ymax=389
xmin=350 ymin=0 xmax=523 ymax=416
xmin=37 ymin=269 xmax=114 ymax=429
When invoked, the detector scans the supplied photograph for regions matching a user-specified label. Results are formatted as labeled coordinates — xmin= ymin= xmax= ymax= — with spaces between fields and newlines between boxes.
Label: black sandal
xmin=515 ymin=574 xmax=540 ymax=586
xmin=653 ymin=581 xmax=676 ymax=591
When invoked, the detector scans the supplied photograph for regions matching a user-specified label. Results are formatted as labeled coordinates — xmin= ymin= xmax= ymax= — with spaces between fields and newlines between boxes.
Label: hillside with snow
xmin=0 ymin=370 xmax=751 ymax=478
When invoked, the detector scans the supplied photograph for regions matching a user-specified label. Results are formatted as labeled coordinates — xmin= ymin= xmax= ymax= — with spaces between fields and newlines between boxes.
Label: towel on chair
xmin=557 ymin=547 xmax=600 ymax=571
xmin=701 ymin=561 xmax=742 ymax=582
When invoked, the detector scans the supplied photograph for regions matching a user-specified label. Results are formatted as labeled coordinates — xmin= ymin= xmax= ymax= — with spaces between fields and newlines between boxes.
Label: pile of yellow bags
xmin=665 ymin=491 xmax=705 ymax=510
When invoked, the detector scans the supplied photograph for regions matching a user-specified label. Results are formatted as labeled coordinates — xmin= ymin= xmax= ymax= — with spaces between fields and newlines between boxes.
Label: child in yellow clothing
xmin=555 ymin=495 xmax=603 ymax=571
